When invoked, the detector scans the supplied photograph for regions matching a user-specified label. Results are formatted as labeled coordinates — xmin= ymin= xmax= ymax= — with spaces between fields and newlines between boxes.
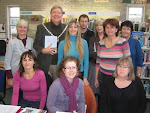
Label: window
xmin=126 ymin=4 xmax=145 ymax=24
xmin=7 ymin=6 xmax=20 ymax=39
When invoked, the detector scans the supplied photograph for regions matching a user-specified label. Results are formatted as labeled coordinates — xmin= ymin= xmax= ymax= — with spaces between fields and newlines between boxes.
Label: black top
xmin=33 ymin=21 xmax=66 ymax=71
xmin=101 ymin=76 xmax=147 ymax=113
xmin=81 ymin=29 xmax=94 ymax=47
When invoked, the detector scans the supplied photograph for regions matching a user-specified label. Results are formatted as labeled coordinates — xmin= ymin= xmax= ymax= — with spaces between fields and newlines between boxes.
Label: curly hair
xmin=19 ymin=50 xmax=39 ymax=77
xmin=56 ymin=56 xmax=81 ymax=77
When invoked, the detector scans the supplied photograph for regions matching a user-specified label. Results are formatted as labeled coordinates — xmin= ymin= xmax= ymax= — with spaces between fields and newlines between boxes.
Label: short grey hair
xmin=50 ymin=5 xmax=63 ymax=14
xmin=16 ymin=19 xmax=28 ymax=30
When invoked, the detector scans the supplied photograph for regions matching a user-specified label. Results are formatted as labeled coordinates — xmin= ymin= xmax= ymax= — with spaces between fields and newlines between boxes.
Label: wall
xmin=0 ymin=0 xmax=150 ymax=24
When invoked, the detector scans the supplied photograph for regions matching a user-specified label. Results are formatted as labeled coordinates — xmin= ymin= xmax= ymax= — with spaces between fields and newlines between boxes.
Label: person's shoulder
xmin=82 ymin=38 xmax=88 ymax=44
xmin=119 ymin=37 xmax=126 ymax=41
xmin=79 ymin=78 xmax=84 ymax=85
xmin=87 ymin=29 xmax=94 ymax=34
xmin=14 ymin=70 xmax=21 ymax=78
xmin=103 ymin=76 xmax=114 ymax=84
xmin=50 ymin=78 xmax=61 ymax=88
xmin=27 ymin=37 xmax=33 ymax=41
xmin=37 ymin=22 xmax=50 ymax=28
xmin=61 ymin=23 xmax=66 ymax=28
xmin=60 ymin=40 xmax=65 ymax=44
xmin=35 ymin=69 xmax=45 ymax=76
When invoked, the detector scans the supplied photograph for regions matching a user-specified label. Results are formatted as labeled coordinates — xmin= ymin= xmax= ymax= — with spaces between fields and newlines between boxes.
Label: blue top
xmin=46 ymin=78 xmax=85 ymax=113
xmin=128 ymin=36 xmax=143 ymax=74
xmin=57 ymin=35 xmax=89 ymax=78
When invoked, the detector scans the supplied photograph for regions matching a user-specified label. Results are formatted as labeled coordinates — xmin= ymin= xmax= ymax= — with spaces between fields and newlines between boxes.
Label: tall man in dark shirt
xmin=33 ymin=5 xmax=67 ymax=90
xmin=78 ymin=14 xmax=94 ymax=46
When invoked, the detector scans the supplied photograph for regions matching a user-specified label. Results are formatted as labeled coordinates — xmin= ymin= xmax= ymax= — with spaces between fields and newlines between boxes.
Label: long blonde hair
xmin=64 ymin=20 xmax=84 ymax=62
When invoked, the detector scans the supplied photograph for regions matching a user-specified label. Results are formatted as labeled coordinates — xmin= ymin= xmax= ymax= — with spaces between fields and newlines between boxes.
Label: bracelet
xmin=137 ymin=74 xmax=141 ymax=76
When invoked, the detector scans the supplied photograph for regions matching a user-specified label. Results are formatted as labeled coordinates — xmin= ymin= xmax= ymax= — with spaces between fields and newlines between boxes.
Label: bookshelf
xmin=141 ymin=33 xmax=150 ymax=99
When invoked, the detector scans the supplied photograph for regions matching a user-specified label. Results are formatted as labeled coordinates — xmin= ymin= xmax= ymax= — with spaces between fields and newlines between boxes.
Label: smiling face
xmin=79 ymin=17 xmax=89 ymax=29
xmin=68 ymin=23 xmax=78 ymax=36
xmin=17 ymin=25 xmax=28 ymax=37
xmin=22 ymin=55 xmax=35 ymax=70
xmin=121 ymin=26 xmax=131 ymax=39
xmin=96 ymin=24 xmax=104 ymax=34
xmin=51 ymin=8 xmax=63 ymax=25
xmin=63 ymin=61 xmax=77 ymax=83
xmin=105 ymin=24 xmax=118 ymax=37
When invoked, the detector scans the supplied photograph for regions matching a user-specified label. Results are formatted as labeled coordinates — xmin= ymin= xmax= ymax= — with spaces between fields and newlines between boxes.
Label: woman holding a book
xmin=57 ymin=20 xmax=89 ymax=86
xmin=47 ymin=56 xmax=85 ymax=113
xmin=121 ymin=20 xmax=143 ymax=76
xmin=101 ymin=56 xmax=147 ymax=113
xmin=11 ymin=51 xmax=47 ymax=109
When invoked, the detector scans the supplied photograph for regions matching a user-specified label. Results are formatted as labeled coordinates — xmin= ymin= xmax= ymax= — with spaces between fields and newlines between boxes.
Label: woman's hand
xmin=7 ymin=79 xmax=13 ymax=87
xmin=95 ymin=78 xmax=99 ymax=88
xmin=83 ymin=78 xmax=89 ymax=86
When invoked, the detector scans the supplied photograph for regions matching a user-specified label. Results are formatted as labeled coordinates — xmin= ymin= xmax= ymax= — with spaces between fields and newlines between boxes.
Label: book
xmin=45 ymin=36 xmax=57 ymax=48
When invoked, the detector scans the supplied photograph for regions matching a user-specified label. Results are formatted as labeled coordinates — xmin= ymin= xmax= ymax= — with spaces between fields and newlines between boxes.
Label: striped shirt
xmin=96 ymin=38 xmax=130 ymax=75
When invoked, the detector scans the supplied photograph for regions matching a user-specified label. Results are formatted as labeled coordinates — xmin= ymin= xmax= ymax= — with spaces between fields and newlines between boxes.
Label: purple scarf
xmin=60 ymin=74 xmax=79 ymax=112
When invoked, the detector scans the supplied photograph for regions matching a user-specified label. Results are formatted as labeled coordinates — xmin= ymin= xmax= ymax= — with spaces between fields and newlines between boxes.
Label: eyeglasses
xmin=64 ymin=66 xmax=77 ymax=70
xmin=117 ymin=65 xmax=130 ymax=69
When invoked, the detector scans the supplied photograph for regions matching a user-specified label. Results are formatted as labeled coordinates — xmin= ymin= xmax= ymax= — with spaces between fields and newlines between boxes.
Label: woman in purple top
xmin=11 ymin=51 xmax=47 ymax=109
xmin=47 ymin=56 xmax=85 ymax=113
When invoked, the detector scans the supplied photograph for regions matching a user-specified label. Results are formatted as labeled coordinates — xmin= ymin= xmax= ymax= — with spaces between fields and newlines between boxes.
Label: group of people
xmin=3 ymin=4 xmax=147 ymax=113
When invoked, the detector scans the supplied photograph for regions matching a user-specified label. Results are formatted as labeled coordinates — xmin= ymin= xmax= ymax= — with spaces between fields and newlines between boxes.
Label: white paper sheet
xmin=0 ymin=104 xmax=21 ymax=113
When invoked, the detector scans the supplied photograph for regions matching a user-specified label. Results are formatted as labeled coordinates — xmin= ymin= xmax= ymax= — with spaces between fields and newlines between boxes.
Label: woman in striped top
xmin=94 ymin=18 xmax=130 ymax=112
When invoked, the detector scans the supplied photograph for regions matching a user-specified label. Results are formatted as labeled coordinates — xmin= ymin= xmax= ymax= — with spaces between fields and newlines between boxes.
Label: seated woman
xmin=101 ymin=56 xmax=147 ymax=113
xmin=47 ymin=56 xmax=85 ymax=113
xmin=11 ymin=51 xmax=47 ymax=109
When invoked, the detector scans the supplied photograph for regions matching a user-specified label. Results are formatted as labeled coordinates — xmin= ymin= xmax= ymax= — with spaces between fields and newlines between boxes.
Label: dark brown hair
xmin=78 ymin=14 xmax=89 ymax=22
xmin=56 ymin=56 xmax=81 ymax=77
xmin=19 ymin=50 xmax=39 ymax=77
xmin=103 ymin=18 xmax=120 ymax=37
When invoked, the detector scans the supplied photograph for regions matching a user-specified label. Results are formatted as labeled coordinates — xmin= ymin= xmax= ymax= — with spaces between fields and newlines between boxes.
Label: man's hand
xmin=7 ymin=79 xmax=13 ymax=87
xmin=41 ymin=43 xmax=57 ymax=55
xmin=83 ymin=78 xmax=89 ymax=86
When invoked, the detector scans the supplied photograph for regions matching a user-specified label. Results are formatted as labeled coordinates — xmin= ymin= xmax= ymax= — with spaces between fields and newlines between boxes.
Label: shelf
xmin=143 ymin=62 xmax=150 ymax=65
xmin=144 ymin=32 xmax=150 ymax=35
xmin=141 ymin=77 xmax=150 ymax=80
xmin=142 ymin=46 xmax=150 ymax=50
xmin=146 ymin=94 xmax=150 ymax=99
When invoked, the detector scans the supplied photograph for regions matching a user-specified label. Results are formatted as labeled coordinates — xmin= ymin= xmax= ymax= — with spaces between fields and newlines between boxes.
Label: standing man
xmin=78 ymin=14 xmax=94 ymax=46
xmin=33 ymin=5 xmax=67 ymax=90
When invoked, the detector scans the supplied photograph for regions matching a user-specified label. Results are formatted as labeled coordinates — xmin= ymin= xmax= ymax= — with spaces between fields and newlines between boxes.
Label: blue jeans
xmin=18 ymin=98 xmax=40 ymax=109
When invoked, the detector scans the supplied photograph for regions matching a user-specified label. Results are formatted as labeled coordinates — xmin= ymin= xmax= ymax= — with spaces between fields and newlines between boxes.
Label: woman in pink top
xmin=11 ymin=51 xmax=47 ymax=109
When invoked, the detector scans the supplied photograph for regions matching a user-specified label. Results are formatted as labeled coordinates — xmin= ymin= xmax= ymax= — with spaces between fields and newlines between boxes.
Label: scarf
xmin=60 ymin=74 xmax=79 ymax=112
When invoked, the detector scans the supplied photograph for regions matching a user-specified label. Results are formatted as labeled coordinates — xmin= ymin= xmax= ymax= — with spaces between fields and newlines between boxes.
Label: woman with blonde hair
xmin=101 ymin=56 xmax=146 ymax=113
xmin=88 ymin=18 xmax=105 ymax=94
xmin=57 ymin=20 xmax=89 ymax=85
